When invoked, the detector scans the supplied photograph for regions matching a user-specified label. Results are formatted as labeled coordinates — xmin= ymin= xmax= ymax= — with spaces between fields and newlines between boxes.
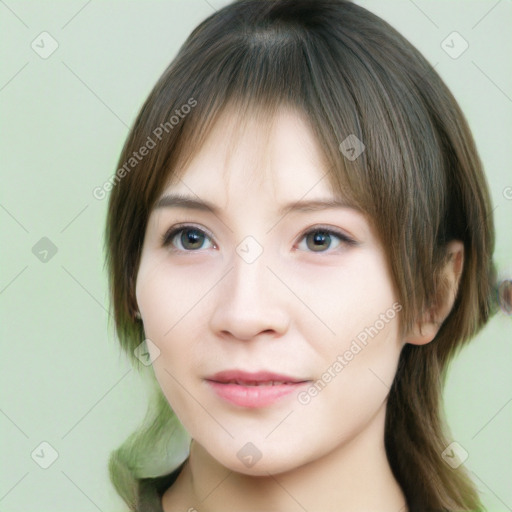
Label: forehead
xmin=164 ymin=105 xmax=335 ymax=204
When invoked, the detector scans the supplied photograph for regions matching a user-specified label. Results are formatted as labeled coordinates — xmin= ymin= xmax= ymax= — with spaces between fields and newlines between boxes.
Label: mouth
xmin=205 ymin=370 xmax=311 ymax=408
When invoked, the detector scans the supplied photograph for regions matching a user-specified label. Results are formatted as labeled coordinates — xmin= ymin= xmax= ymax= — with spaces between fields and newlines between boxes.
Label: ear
xmin=406 ymin=240 xmax=464 ymax=345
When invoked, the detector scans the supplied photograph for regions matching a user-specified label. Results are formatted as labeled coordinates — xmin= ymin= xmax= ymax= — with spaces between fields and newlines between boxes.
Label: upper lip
xmin=206 ymin=370 xmax=309 ymax=384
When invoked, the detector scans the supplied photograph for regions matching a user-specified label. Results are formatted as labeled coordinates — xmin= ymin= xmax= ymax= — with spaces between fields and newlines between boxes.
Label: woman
xmin=104 ymin=0 xmax=506 ymax=510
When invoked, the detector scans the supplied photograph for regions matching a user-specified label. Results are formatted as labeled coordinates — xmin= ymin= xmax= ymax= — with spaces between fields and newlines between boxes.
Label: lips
xmin=205 ymin=370 xmax=310 ymax=408
xmin=207 ymin=370 xmax=307 ymax=384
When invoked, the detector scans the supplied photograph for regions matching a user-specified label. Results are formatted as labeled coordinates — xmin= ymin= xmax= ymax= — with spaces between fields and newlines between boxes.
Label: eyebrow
xmin=154 ymin=193 xmax=357 ymax=216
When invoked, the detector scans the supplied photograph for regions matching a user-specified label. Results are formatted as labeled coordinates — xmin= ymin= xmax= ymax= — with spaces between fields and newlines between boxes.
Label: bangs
xmin=146 ymin=27 xmax=368 ymax=216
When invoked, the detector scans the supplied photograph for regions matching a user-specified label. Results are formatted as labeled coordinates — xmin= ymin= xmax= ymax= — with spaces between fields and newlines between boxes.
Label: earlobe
xmin=406 ymin=240 xmax=464 ymax=346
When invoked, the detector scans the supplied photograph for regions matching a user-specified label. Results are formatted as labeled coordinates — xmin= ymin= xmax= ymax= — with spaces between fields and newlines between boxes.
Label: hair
xmin=104 ymin=0 xmax=503 ymax=510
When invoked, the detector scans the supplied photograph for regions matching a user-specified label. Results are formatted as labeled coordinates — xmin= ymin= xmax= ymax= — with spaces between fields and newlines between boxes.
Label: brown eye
xmin=297 ymin=227 xmax=356 ymax=253
xmin=306 ymin=231 xmax=333 ymax=252
xmin=162 ymin=226 xmax=214 ymax=251
xmin=179 ymin=228 xmax=206 ymax=250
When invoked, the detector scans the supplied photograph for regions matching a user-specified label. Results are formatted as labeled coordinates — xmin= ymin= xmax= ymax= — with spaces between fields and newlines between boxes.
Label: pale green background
xmin=0 ymin=1 xmax=510 ymax=511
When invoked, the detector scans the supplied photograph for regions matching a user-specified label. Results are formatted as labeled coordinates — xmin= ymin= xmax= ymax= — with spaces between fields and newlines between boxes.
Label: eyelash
xmin=160 ymin=223 xmax=357 ymax=253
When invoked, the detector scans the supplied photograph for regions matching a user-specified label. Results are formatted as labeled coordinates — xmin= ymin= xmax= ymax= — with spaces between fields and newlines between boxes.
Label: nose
xmin=209 ymin=255 xmax=290 ymax=342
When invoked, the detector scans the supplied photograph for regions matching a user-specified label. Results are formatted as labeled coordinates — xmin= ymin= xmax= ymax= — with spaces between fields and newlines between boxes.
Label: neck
xmin=163 ymin=403 xmax=407 ymax=511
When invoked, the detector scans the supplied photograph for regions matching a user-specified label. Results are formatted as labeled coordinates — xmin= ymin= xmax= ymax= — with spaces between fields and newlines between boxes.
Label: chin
xmin=227 ymin=458 xmax=298 ymax=477
xmin=202 ymin=440 xmax=315 ymax=478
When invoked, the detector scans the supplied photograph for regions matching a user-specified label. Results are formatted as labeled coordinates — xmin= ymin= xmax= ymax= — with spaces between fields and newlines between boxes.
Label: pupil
xmin=181 ymin=229 xmax=204 ymax=250
xmin=308 ymin=231 xmax=330 ymax=251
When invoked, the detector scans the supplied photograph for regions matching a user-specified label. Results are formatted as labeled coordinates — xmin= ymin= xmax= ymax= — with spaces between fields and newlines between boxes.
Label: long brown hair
xmin=105 ymin=1 xmax=498 ymax=509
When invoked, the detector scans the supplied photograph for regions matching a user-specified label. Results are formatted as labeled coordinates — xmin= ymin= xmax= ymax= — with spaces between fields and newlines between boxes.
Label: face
xmin=136 ymin=106 xmax=404 ymax=476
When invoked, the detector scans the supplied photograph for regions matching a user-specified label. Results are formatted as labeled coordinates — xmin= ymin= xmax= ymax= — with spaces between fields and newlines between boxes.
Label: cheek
xmin=297 ymin=313 xmax=401 ymax=410
xmin=293 ymin=315 xmax=401 ymax=452
xmin=135 ymin=259 xmax=210 ymax=421
xmin=288 ymin=254 xmax=399 ymax=354
xmin=292 ymin=366 xmax=392 ymax=462
xmin=136 ymin=256 xmax=215 ymax=393
xmin=136 ymin=254 xmax=217 ymax=340
xmin=291 ymin=256 xmax=402 ymax=419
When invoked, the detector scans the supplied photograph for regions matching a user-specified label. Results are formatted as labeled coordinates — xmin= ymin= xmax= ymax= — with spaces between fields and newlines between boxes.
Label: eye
xmin=161 ymin=225 xmax=355 ymax=253
xmin=296 ymin=227 xmax=356 ymax=253
xmin=162 ymin=225 xmax=215 ymax=252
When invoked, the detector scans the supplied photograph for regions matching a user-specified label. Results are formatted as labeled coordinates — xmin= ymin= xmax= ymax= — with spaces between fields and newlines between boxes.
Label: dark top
xmin=136 ymin=462 xmax=185 ymax=512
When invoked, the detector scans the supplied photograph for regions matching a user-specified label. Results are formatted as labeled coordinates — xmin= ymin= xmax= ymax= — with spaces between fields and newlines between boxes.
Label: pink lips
xmin=205 ymin=370 xmax=310 ymax=408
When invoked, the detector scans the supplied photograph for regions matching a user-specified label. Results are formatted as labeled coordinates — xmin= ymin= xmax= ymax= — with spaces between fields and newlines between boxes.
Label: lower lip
xmin=206 ymin=381 xmax=308 ymax=408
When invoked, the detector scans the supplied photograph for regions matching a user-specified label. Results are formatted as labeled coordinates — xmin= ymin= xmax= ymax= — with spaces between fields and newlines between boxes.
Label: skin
xmin=135 ymin=106 xmax=463 ymax=511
